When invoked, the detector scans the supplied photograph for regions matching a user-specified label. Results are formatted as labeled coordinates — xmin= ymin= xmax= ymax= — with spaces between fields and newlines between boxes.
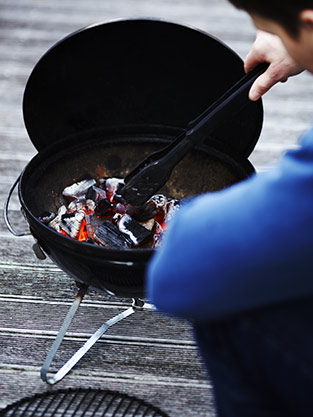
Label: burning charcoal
xmin=85 ymin=238 xmax=96 ymax=244
xmin=85 ymin=185 xmax=107 ymax=202
xmin=44 ymin=173 xmax=176 ymax=249
xmin=95 ymin=198 xmax=112 ymax=216
xmin=112 ymin=213 xmax=122 ymax=223
xmin=48 ymin=205 xmax=67 ymax=233
xmin=38 ymin=211 xmax=55 ymax=224
xmin=116 ymin=214 xmax=153 ymax=246
xmin=104 ymin=177 xmax=125 ymax=201
xmin=115 ymin=202 xmax=127 ymax=214
xmin=131 ymin=200 xmax=158 ymax=222
xmin=85 ymin=213 xmax=104 ymax=238
xmin=152 ymin=221 xmax=165 ymax=248
xmin=94 ymin=221 xmax=130 ymax=248
xmin=165 ymin=199 xmax=180 ymax=223
xmin=139 ymin=218 xmax=155 ymax=231
xmin=112 ymin=182 xmax=127 ymax=204
xmin=85 ymin=199 xmax=96 ymax=213
xmin=149 ymin=194 xmax=168 ymax=224
xmin=62 ymin=179 xmax=96 ymax=200
xmin=150 ymin=194 xmax=167 ymax=207
xmin=60 ymin=209 xmax=85 ymax=239
xmin=68 ymin=198 xmax=95 ymax=213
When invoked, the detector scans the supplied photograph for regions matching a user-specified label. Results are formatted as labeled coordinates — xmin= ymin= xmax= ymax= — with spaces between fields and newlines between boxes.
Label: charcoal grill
xmin=0 ymin=388 xmax=169 ymax=417
xmin=4 ymin=19 xmax=264 ymax=384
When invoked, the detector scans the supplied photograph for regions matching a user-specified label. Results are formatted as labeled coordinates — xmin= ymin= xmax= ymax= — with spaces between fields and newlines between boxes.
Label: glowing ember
xmin=77 ymin=219 xmax=89 ymax=242
xmin=39 ymin=176 xmax=180 ymax=249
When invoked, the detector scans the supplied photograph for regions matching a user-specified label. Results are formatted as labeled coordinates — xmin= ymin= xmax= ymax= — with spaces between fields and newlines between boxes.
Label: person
xmin=243 ymin=30 xmax=304 ymax=101
xmin=147 ymin=1 xmax=313 ymax=415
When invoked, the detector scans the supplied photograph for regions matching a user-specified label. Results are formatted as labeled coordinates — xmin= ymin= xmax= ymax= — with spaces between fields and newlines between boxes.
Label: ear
xmin=299 ymin=10 xmax=313 ymax=28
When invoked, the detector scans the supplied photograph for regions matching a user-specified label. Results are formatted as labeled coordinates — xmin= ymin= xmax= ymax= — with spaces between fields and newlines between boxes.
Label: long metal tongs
xmin=119 ymin=62 xmax=268 ymax=206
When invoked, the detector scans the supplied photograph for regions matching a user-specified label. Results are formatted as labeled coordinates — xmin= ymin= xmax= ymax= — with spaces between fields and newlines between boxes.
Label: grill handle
xmin=3 ymin=174 xmax=31 ymax=237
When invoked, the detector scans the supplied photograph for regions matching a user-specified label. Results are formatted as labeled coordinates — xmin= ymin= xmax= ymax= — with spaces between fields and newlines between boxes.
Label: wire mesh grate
xmin=0 ymin=388 xmax=169 ymax=417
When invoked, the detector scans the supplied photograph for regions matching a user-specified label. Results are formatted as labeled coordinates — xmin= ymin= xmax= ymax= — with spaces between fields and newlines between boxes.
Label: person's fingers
xmin=243 ymin=30 xmax=304 ymax=101
xmin=244 ymin=48 xmax=264 ymax=74
xmin=248 ymin=70 xmax=278 ymax=101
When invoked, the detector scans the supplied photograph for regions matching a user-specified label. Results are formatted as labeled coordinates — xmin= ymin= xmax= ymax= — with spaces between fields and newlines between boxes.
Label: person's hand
xmin=245 ymin=30 xmax=304 ymax=101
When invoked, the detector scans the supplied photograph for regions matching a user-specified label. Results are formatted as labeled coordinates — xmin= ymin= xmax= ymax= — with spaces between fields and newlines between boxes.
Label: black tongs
xmin=119 ymin=62 xmax=269 ymax=206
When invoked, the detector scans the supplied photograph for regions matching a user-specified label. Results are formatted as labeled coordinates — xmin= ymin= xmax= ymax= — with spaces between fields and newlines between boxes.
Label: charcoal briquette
xmin=85 ymin=185 xmax=107 ymax=202
xmin=38 ymin=211 xmax=56 ymax=224
xmin=94 ymin=221 xmax=130 ymax=248
xmin=117 ymin=214 xmax=153 ymax=246
xmin=60 ymin=210 xmax=85 ymax=238
xmin=95 ymin=198 xmax=112 ymax=216
xmin=131 ymin=200 xmax=158 ymax=222
xmin=62 ymin=179 xmax=96 ymax=199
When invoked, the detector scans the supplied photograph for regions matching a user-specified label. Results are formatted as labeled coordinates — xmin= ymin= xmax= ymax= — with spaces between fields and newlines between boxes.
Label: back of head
xmin=229 ymin=0 xmax=313 ymax=37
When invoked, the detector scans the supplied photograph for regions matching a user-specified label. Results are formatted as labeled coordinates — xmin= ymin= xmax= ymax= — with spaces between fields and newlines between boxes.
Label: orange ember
xmin=160 ymin=222 xmax=167 ymax=231
xmin=77 ymin=218 xmax=89 ymax=241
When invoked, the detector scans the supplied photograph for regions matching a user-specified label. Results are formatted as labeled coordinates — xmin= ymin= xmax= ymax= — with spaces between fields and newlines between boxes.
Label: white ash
xmin=139 ymin=218 xmax=155 ymax=231
xmin=60 ymin=209 xmax=85 ymax=238
xmin=105 ymin=177 xmax=125 ymax=201
xmin=165 ymin=199 xmax=180 ymax=223
xmin=115 ymin=214 xmax=152 ymax=246
xmin=113 ymin=213 xmax=123 ymax=223
xmin=149 ymin=194 xmax=167 ymax=208
xmin=62 ymin=179 xmax=96 ymax=200
xmin=85 ymin=185 xmax=107 ymax=202
xmin=48 ymin=205 xmax=67 ymax=233
xmin=84 ymin=213 xmax=104 ymax=238
xmin=42 ymin=176 xmax=180 ymax=249
xmin=68 ymin=198 xmax=96 ymax=213
xmin=94 ymin=221 xmax=130 ymax=248
xmin=153 ymin=222 xmax=164 ymax=248
xmin=38 ymin=211 xmax=55 ymax=224
xmin=149 ymin=194 xmax=168 ymax=220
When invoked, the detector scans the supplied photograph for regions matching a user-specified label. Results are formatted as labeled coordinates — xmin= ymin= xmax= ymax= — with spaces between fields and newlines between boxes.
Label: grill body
xmin=16 ymin=19 xmax=264 ymax=298
xmin=19 ymin=132 xmax=253 ymax=297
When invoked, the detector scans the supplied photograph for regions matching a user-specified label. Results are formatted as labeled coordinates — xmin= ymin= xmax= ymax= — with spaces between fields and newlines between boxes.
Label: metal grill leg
xmin=40 ymin=287 xmax=141 ymax=385
xmin=41 ymin=284 xmax=88 ymax=384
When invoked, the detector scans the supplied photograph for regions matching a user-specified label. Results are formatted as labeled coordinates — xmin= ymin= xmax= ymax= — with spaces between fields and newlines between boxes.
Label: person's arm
xmin=246 ymin=30 xmax=304 ymax=101
xmin=146 ymin=130 xmax=313 ymax=322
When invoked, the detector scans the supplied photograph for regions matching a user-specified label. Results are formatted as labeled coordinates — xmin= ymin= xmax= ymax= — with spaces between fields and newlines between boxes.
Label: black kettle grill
xmin=4 ymin=18 xmax=264 ymax=383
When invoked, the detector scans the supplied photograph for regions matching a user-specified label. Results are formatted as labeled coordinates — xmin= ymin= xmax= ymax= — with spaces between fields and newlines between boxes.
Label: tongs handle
xmin=121 ymin=62 xmax=268 ymax=206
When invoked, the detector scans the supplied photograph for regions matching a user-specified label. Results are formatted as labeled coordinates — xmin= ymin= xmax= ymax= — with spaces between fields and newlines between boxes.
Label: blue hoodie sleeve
xmin=146 ymin=128 xmax=313 ymax=322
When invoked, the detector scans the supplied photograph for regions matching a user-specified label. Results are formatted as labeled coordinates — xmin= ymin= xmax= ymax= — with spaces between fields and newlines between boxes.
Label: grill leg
xmin=40 ymin=284 xmax=88 ymax=384
xmin=40 ymin=287 xmax=145 ymax=385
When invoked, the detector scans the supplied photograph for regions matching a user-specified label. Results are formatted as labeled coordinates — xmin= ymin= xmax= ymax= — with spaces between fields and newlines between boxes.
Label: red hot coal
xmin=38 ymin=177 xmax=180 ymax=249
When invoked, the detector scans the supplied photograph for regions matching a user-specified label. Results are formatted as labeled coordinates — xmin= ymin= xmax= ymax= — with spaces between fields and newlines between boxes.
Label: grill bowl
xmin=19 ymin=129 xmax=253 ymax=297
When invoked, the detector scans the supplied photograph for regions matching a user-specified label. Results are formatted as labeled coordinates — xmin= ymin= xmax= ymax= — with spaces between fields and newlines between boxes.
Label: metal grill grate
xmin=0 ymin=388 xmax=169 ymax=417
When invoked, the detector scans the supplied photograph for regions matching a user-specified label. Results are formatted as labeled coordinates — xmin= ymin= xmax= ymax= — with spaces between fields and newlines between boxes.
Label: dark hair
xmin=229 ymin=0 xmax=313 ymax=36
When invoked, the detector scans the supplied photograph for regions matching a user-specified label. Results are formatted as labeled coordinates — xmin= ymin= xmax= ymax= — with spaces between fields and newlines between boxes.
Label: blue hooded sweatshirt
xmin=147 ymin=127 xmax=313 ymax=322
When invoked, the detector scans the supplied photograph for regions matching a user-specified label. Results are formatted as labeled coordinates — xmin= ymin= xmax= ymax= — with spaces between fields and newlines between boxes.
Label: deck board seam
xmin=0 ymin=364 xmax=210 ymax=388
xmin=0 ymin=328 xmax=196 ymax=347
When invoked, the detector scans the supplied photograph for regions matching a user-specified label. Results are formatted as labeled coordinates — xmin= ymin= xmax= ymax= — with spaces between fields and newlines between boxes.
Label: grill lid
xmin=23 ymin=18 xmax=263 ymax=158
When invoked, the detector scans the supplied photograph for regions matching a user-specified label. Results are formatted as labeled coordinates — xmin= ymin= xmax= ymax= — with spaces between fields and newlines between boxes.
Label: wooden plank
xmin=0 ymin=370 xmax=214 ymax=417
xmin=0 ymin=299 xmax=194 ymax=340
xmin=0 ymin=333 xmax=203 ymax=379
xmin=0 ymin=235 xmax=40 ymax=264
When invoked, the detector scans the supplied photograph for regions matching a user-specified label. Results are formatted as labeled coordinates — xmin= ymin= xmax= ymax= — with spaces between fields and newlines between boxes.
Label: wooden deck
xmin=1 ymin=0 xmax=313 ymax=415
